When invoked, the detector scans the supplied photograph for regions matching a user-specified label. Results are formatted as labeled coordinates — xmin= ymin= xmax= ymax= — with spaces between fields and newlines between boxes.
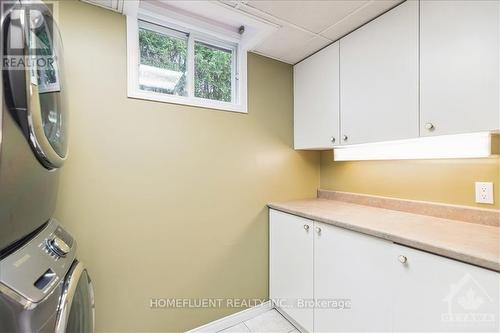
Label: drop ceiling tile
xmin=284 ymin=36 xmax=332 ymax=64
xmin=245 ymin=0 xmax=368 ymax=33
xmin=320 ymin=0 xmax=403 ymax=41
xmin=217 ymin=0 xmax=238 ymax=7
xmin=253 ymin=25 xmax=319 ymax=63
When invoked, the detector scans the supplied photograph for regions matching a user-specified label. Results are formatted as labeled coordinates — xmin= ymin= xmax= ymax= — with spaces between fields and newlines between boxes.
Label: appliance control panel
xmin=44 ymin=225 xmax=74 ymax=258
xmin=0 ymin=219 xmax=77 ymax=306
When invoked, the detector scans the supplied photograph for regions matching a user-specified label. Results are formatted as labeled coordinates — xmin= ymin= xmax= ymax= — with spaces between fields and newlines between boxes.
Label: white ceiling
xmin=125 ymin=0 xmax=405 ymax=65
xmin=84 ymin=0 xmax=403 ymax=64
xmin=219 ymin=0 xmax=403 ymax=64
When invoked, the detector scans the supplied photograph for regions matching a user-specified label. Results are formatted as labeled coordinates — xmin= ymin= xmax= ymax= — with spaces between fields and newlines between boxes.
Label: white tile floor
xmin=218 ymin=309 xmax=299 ymax=333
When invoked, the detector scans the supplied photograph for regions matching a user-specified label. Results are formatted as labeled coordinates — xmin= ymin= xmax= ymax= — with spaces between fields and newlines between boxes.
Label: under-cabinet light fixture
xmin=333 ymin=132 xmax=499 ymax=161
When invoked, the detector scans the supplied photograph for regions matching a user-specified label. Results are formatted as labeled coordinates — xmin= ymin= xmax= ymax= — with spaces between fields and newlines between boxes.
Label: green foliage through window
xmin=139 ymin=27 xmax=187 ymax=96
xmin=194 ymin=42 xmax=233 ymax=102
xmin=137 ymin=22 xmax=235 ymax=103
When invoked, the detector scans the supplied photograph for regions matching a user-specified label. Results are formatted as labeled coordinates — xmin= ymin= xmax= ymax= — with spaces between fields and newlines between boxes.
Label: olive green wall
xmin=321 ymin=151 xmax=500 ymax=209
xmin=55 ymin=1 xmax=499 ymax=332
xmin=55 ymin=1 xmax=319 ymax=332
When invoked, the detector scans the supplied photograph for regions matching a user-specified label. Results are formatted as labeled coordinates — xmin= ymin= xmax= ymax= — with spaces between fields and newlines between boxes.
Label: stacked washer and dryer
xmin=0 ymin=0 xmax=94 ymax=332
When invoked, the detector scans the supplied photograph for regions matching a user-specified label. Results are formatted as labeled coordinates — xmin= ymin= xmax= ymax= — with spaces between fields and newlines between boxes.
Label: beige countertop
xmin=268 ymin=198 xmax=500 ymax=272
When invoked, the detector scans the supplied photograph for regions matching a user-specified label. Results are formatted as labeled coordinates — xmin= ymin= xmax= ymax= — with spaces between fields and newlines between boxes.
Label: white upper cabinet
xmin=293 ymin=0 xmax=499 ymax=150
xmin=294 ymin=42 xmax=340 ymax=150
xmin=393 ymin=244 xmax=499 ymax=332
xmin=314 ymin=222 xmax=393 ymax=332
xmin=269 ymin=210 xmax=314 ymax=332
xmin=420 ymin=0 xmax=500 ymax=136
xmin=340 ymin=0 xmax=419 ymax=145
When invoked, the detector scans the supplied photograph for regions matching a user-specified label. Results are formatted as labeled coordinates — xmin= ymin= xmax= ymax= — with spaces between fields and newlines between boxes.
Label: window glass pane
xmin=139 ymin=26 xmax=187 ymax=96
xmin=194 ymin=41 xmax=233 ymax=102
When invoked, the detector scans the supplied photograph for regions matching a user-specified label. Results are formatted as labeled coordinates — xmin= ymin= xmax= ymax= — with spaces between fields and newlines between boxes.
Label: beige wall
xmin=55 ymin=1 xmax=319 ymax=332
xmin=56 ymin=1 xmax=499 ymax=332
xmin=321 ymin=151 xmax=500 ymax=209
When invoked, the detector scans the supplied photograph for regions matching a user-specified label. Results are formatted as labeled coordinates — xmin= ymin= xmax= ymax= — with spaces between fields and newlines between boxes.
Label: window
xmin=194 ymin=41 xmax=234 ymax=103
xmin=127 ymin=13 xmax=247 ymax=113
xmin=138 ymin=23 xmax=188 ymax=97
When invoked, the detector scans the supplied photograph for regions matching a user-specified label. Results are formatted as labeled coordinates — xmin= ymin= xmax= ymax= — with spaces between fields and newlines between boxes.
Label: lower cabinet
xmin=393 ymin=244 xmax=499 ymax=332
xmin=269 ymin=209 xmax=314 ymax=332
xmin=269 ymin=209 xmax=500 ymax=332
xmin=314 ymin=222 xmax=393 ymax=332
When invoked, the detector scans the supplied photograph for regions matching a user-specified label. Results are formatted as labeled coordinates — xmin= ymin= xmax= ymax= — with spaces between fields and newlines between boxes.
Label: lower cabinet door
xmin=314 ymin=222 xmax=393 ymax=332
xmin=393 ymin=244 xmax=499 ymax=332
xmin=269 ymin=209 xmax=314 ymax=332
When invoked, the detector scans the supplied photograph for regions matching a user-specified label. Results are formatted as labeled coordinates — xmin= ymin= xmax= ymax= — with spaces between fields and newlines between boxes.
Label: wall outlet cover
xmin=475 ymin=182 xmax=494 ymax=204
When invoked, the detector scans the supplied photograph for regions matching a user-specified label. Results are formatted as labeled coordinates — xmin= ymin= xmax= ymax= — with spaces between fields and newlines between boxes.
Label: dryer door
xmin=56 ymin=261 xmax=95 ymax=333
xmin=3 ymin=1 xmax=68 ymax=169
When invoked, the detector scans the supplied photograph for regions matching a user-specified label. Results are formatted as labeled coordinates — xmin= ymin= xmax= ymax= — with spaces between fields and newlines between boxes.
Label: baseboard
xmin=185 ymin=300 xmax=273 ymax=333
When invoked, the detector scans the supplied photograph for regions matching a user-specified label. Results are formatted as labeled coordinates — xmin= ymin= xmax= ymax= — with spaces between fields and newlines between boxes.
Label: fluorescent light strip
xmin=333 ymin=132 xmax=498 ymax=161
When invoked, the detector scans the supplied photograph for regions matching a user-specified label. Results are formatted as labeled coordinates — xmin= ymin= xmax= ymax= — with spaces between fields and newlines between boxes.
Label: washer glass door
xmin=3 ymin=2 xmax=67 ymax=169
xmin=26 ymin=4 xmax=67 ymax=168
xmin=56 ymin=262 xmax=95 ymax=333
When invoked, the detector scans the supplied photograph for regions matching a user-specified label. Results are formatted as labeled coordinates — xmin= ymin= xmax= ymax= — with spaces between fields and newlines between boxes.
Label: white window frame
xmin=127 ymin=9 xmax=248 ymax=113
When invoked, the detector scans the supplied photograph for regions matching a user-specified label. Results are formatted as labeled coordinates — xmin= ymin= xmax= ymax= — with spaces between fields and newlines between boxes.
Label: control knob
xmin=46 ymin=237 xmax=70 ymax=257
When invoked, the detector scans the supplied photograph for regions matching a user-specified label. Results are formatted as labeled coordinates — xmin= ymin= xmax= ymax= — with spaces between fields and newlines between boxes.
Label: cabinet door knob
xmin=315 ymin=227 xmax=322 ymax=234
xmin=342 ymin=135 xmax=348 ymax=141
xmin=330 ymin=136 xmax=336 ymax=143
xmin=398 ymin=255 xmax=408 ymax=264
xmin=303 ymin=224 xmax=310 ymax=231
xmin=425 ymin=123 xmax=435 ymax=131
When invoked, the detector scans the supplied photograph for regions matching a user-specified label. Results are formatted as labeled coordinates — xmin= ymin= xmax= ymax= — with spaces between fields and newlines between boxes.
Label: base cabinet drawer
xmin=393 ymin=244 xmax=499 ymax=332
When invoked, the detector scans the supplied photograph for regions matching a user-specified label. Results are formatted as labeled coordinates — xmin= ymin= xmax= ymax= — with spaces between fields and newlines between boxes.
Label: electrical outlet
xmin=475 ymin=182 xmax=494 ymax=204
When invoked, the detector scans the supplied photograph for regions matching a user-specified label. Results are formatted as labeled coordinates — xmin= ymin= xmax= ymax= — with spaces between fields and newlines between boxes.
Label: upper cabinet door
xmin=420 ymin=1 xmax=500 ymax=136
xmin=340 ymin=0 xmax=419 ymax=145
xmin=294 ymin=42 xmax=340 ymax=150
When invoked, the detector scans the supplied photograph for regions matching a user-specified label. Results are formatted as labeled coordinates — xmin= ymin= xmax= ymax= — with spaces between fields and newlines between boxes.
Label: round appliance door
xmin=56 ymin=261 xmax=95 ymax=333
xmin=3 ymin=1 xmax=68 ymax=169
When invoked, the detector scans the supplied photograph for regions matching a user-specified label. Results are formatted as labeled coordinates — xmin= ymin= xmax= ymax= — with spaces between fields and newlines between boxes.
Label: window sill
xmin=127 ymin=89 xmax=247 ymax=114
